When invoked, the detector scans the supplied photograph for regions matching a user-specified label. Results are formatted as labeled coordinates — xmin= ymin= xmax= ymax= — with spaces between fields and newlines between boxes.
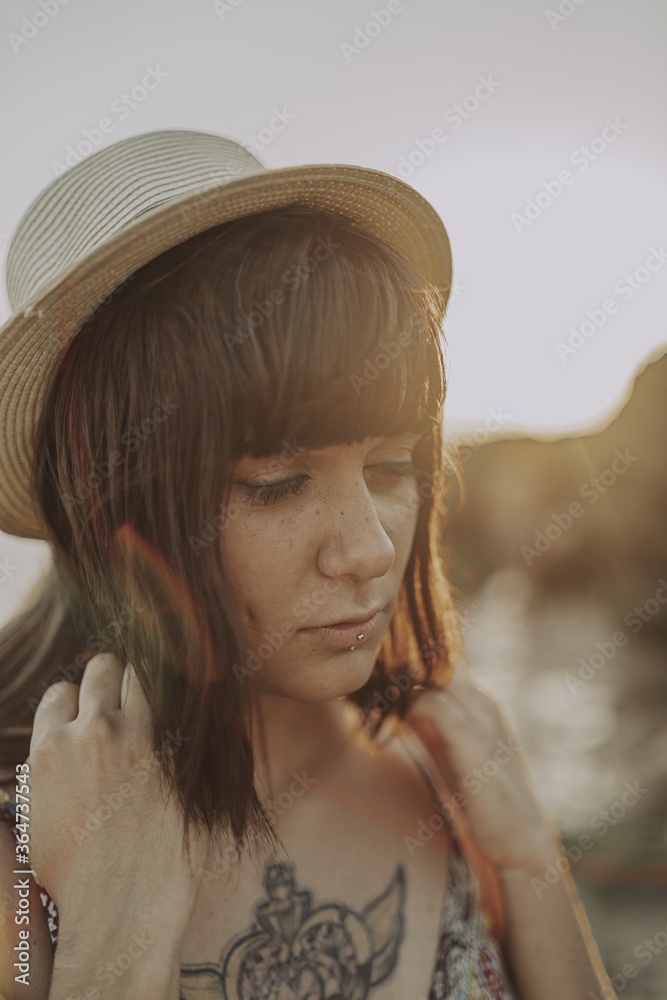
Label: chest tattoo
xmin=179 ymin=860 xmax=406 ymax=998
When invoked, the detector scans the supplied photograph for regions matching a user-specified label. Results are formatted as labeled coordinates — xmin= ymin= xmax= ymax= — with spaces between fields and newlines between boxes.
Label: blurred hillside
xmin=445 ymin=349 xmax=667 ymax=617
xmin=442 ymin=350 xmax=667 ymax=997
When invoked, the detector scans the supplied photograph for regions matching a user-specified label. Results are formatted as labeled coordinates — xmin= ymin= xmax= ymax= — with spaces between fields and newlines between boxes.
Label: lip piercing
xmin=349 ymin=631 xmax=365 ymax=651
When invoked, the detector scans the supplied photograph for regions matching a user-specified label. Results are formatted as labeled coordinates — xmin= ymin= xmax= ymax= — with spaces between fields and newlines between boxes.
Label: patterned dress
xmin=0 ymin=729 xmax=519 ymax=999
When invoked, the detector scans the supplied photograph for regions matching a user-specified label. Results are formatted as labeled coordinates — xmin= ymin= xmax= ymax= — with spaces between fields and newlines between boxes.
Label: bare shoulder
xmin=0 ymin=800 xmax=54 ymax=999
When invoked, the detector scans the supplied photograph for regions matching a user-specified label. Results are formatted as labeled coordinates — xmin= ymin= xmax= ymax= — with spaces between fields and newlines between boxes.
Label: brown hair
xmin=0 ymin=205 xmax=463 ymax=857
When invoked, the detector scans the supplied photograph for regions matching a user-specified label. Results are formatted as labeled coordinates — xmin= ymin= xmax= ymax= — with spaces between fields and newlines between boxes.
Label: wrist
xmin=56 ymin=912 xmax=184 ymax=966
xmin=57 ymin=888 xmax=191 ymax=940
xmin=52 ymin=918 xmax=183 ymax=999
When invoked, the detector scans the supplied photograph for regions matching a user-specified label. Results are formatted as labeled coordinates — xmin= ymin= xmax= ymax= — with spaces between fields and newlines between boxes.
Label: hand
xmin=26 ymin=653 xmax=210 ymax=939
xmin=403 ymin=660 xmax=561 ymax=872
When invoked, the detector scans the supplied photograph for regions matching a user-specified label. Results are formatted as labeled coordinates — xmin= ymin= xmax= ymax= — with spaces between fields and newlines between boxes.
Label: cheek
xmin=219 ymin=517 xmax=303 ymax=606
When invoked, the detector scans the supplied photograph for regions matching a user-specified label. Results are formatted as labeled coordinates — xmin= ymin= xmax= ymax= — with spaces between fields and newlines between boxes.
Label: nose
xmin=315 ymin=473 xmax=396 ymax=581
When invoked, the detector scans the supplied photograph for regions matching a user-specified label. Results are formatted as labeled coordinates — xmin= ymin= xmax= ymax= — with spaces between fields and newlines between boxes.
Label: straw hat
xmin=0 ymin=128 xmax=453 ymax=540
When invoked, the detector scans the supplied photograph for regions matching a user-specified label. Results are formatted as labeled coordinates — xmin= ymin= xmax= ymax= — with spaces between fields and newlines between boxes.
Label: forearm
xmin=48 ymin=918 xmax=183 ymax=1000
xmin=498 ymin=851 xmax=617 ymax=1000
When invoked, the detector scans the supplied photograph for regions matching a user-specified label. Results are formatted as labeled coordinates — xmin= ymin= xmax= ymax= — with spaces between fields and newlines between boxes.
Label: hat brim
xmin=0 ymin=162 xmax=452 ymax=539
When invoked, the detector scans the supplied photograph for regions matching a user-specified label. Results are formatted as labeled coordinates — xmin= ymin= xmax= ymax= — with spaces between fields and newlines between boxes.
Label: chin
xmin=251 ymin=649 xmax=378 ymax=701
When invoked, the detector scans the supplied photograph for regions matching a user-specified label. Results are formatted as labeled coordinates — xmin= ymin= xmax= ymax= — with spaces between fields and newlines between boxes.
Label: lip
xmin=300 ymin=606 xmax=386 ymax=648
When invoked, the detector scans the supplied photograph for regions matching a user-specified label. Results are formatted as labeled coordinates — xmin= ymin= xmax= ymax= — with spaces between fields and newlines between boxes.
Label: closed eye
xmin=236 ymin=460 xmax=419 ymax=506
xmin=236 ymin=475 xmax=310 ymax=506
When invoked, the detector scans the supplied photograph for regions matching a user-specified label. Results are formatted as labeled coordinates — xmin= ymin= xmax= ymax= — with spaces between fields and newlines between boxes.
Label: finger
xmin=402 ymin=688 xmax=467 ymax=776
xmin=120 ymin=661 xmax=153 ymax=731
xmin=405 ymin=688 xmax=462 ymax=727
xmin=76 ymin=653 xmax=125 ymax=720
xmin=401 ymin=711 xmax=459 ymax=791
xmin=31 ymin=680 xmax=79 ymax=753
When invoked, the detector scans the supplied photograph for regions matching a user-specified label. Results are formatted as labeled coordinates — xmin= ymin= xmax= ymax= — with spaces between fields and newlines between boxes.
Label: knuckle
xmin=80 ymin=712 xmax=119 ymax=745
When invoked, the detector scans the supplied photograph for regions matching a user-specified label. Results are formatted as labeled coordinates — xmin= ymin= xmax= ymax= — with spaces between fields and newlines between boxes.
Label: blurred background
xmin=0 ymin=0 xmax=665 ymax=995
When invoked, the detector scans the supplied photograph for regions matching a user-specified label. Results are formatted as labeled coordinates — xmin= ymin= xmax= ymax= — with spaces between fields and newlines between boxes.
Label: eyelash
xmin=237 ymin=461 xmax=420 ymax=506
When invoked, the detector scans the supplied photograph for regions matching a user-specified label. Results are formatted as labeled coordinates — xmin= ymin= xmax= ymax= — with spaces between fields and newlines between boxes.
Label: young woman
xmin=0 ymin=129 xmax=616 ymax=999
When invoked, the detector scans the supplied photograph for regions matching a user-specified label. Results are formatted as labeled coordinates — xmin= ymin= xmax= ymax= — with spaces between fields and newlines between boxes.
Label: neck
xmin=249 ymin=693 xmax=363 ymax=805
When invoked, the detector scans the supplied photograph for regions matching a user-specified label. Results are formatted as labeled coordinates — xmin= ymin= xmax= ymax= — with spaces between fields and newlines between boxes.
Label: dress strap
xmin=396 ymin=723 xmax=508 ymax=948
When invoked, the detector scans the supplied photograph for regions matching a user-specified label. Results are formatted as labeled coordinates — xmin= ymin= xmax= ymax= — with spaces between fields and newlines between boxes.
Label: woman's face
xmin=219 ymin=433 xmax=424 ymax=701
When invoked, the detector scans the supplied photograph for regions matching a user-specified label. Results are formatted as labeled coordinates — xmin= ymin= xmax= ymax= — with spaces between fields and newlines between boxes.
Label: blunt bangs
xmin=124 ymin=205 xmax=449 ymax=461
xmin=220 ymin=207 xmax=448 ymax=459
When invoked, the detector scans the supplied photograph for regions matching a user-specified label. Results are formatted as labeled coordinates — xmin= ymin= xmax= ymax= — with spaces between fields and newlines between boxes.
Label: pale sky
xmin=0 ymin=0 xmax=666 ymax=619
xmin=1 ymin=0 xmax=666 ymax=441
